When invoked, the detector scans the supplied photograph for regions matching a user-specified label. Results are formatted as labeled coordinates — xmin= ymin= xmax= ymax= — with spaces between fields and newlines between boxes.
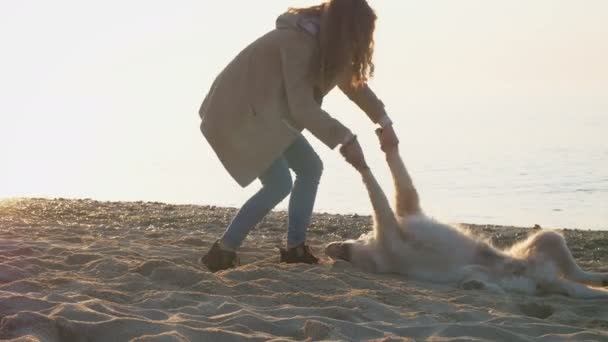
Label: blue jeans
xmin=221 ymin=135 xmax=323 ymax=249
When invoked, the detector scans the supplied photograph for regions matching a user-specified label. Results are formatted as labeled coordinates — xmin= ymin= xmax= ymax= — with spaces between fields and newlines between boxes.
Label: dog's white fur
xmin=326 ymin=147 xmax=608 ymax=299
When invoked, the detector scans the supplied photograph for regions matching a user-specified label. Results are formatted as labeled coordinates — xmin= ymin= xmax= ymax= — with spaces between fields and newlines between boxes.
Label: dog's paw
xmin=461 ymin=279 xmax=486 ymax=291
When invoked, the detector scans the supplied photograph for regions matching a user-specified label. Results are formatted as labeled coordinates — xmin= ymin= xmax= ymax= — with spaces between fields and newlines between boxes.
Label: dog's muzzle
xmin=325 ymin=242 xmax=352 ymax=262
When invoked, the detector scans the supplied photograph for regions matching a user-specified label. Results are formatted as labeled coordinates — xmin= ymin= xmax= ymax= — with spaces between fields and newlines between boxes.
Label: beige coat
xmin=199 ymin=12 xmax=387 ymax=187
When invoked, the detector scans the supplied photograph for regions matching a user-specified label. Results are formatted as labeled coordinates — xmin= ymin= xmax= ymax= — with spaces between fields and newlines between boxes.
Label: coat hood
xmin=276 ymin=12 xmax=320 ymax=36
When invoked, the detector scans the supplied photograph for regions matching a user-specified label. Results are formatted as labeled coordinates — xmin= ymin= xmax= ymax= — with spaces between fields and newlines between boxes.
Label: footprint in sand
xmin=302 ymin=320 xmax=333 ymax=340
xmin=64 ymin=253 xmax=103 ymax=265
xmin=519 ymin=302 xmax=555 ymax=319
xmin=0 ymin=264 xmax=30 ymax=283
xmin=461 ymin=279 xmax=486 ymax=291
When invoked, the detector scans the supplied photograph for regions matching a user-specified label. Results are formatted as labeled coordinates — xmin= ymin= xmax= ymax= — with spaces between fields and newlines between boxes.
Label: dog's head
xmin=325 ymin=241 xmax=353 ymax=261
xmin=325 ymin=240 xmax=378 ymax=272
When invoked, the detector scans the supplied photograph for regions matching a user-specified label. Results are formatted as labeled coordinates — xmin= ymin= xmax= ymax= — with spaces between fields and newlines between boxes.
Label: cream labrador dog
xmin=326 ymin=130 xmax=608 ymax=298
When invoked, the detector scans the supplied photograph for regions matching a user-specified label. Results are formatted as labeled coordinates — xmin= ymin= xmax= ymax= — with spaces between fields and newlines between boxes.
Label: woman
xmin=199 ymin=0 xmax=399 ymax=272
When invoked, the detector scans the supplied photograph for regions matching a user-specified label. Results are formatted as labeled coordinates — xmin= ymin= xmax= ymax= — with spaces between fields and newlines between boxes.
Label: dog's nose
xmin=325 ymin=242 xmax=351 ymax=262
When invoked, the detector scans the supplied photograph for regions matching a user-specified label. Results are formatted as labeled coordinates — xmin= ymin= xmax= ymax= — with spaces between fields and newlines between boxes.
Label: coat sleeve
xmin=338 ymin=74 xmax=388 ymax=125
xmin=280 ymin=45 xmax=352 ymax=149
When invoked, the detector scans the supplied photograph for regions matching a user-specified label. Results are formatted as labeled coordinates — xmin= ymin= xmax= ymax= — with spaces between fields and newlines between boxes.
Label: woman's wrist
xmin=377 ymin=115 xmax=393 ymax=129
xmin=341 ymin=132 xmax=356 ymax=146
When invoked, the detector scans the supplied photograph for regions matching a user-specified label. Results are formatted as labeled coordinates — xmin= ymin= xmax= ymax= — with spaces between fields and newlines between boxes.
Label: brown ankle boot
xmin=200 ymin=241 xmax=240 ymax=272
xmin=279 ymin=243 xmax=319 ymax=264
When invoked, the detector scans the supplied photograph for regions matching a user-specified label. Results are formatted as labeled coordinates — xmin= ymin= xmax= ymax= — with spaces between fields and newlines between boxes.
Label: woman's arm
xmin=338 ymin=76 xmax=391 ymax=128
xmin=280 ymin=44 xmax=353 ymax=149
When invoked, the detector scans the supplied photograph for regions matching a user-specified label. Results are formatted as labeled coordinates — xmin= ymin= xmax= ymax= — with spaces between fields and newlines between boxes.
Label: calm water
xmin=319 ymin=142 xmax=608 ymax=230
xmin=195 ymin=95 xmax=608 ymax=231
xmin=1 ymin=94 xmax=606 ymax=230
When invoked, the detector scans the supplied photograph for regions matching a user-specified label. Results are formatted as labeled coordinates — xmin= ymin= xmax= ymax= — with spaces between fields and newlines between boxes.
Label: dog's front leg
xmin=358 ymin=168 xmax=404 ymax=243
xmin=375 ymin=129 xmax=422 ymax=217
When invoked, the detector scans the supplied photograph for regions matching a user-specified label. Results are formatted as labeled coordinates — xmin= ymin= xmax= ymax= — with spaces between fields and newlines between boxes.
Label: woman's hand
xmin=340 ymin=136 xmax=368 ymax=171
xmin=375 ymin=125 xmax=399 ymax=153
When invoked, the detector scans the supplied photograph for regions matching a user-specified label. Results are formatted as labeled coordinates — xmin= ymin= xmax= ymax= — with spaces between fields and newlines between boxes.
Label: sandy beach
xmin=1 ymin=198 xmax=607 ymax=341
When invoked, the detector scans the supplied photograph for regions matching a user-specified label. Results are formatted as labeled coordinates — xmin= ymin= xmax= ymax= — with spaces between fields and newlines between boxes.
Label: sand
xmin=1 ymin=198 xmax=607 ymax=341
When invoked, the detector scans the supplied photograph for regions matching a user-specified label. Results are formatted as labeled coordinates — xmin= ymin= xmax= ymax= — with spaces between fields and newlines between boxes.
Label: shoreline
xmin=1 ymin=196 xmax=604 ymax=232
xmin=2 ymin=197 xmax=608 ymax=267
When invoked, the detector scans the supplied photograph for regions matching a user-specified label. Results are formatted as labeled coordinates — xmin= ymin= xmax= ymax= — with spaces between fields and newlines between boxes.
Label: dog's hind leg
xmin=376 ymin=129 xmax=422 ymax=217
xmin=540 ymin=278 xmax=608 ymax=299
xmin=512 ymin=230 xmax=608 ymax=287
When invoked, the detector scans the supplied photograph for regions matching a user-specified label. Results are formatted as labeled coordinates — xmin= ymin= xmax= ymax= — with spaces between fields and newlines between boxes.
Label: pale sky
xmin=1 ymin=1 xmax=607 ymax=227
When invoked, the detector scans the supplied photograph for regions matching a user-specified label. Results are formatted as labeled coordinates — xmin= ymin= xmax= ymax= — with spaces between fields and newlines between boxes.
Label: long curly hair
xmin=289 ymin=0 xmax=377 ymax=89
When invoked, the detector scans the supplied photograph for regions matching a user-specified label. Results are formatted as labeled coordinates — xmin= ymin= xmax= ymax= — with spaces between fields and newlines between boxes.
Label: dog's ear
xmin=357 ymin=253 xmax=378 ymax=273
